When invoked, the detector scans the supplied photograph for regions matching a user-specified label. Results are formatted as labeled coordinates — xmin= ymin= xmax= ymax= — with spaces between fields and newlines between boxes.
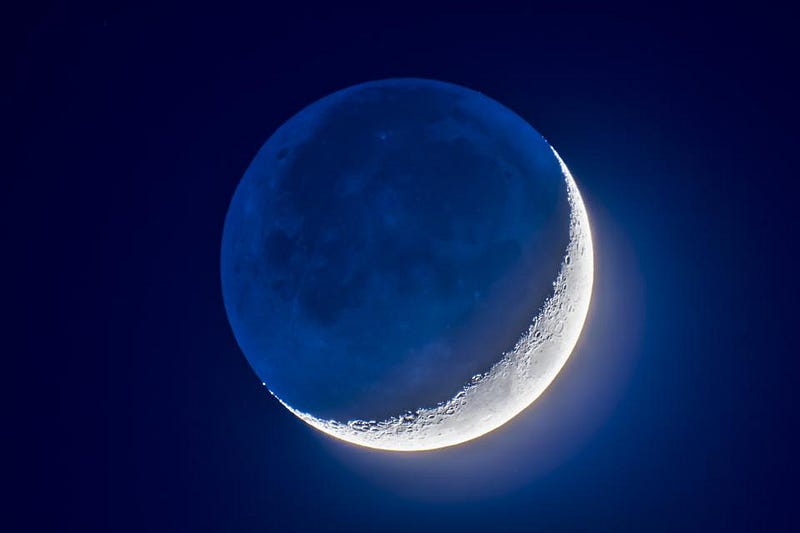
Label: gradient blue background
xmin=9 ymin=5 xmax=799 ymax=532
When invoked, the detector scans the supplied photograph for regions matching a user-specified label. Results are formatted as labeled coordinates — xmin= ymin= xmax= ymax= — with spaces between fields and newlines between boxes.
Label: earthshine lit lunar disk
xmin=276 ymin=149 xmax=593 ymax=451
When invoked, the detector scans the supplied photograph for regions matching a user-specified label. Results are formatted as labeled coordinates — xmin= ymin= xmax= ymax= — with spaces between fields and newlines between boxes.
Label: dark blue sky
xmin=9 ymin=5 xmax=799 ymax=532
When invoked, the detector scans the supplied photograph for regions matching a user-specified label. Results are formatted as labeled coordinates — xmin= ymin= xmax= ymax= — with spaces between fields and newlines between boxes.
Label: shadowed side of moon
xmin=221 ymin=79 xmax=573 ymax=430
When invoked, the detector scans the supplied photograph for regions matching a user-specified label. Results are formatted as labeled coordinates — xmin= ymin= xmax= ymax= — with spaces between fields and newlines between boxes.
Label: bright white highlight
xmin=272 ymin=148 xmax=594 ymax=451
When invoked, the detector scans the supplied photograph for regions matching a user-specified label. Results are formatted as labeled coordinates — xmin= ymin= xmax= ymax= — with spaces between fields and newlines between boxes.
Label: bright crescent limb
xmin=273 ymin=148 xmax=594 ymax=451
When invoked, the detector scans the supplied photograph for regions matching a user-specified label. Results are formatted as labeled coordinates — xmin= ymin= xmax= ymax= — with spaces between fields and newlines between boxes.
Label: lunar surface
xmin=221 ymin=79 xmax=593 ymax=451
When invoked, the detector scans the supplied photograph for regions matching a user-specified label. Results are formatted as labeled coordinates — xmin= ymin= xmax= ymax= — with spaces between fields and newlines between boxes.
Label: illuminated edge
xmin=269 ymin=147 xmax=594 ymax=451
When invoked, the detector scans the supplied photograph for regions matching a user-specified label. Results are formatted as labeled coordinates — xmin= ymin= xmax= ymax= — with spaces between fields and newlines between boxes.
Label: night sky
xmin=9 ymin=5 xmax=799 ymax=532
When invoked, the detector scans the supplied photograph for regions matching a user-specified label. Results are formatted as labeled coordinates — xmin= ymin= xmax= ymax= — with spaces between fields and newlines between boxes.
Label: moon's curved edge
xmin=269 ymin=147 xmax=594 ymax=452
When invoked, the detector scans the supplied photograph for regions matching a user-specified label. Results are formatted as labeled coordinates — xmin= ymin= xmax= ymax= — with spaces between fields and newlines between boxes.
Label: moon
xmin=221 ymin=79 xmax=593 ymax=452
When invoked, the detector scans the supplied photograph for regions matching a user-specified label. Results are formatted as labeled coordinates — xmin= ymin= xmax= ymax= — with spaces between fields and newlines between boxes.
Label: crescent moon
xmin=270 ymin=147 xmax=594 ymax=452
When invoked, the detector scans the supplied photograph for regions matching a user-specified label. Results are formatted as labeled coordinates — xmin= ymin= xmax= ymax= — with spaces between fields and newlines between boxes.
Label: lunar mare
xmin=273 ymin=148 xmax=593 ymax=451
